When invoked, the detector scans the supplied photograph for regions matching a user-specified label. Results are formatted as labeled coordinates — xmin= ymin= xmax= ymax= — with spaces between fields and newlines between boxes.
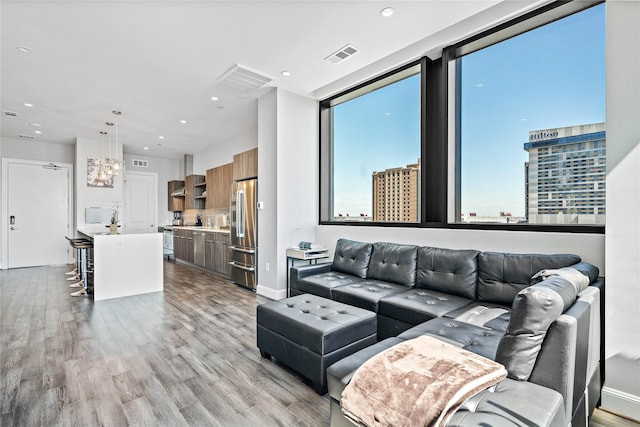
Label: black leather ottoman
xmin=257 ymin=293 xmax=377 ymax=394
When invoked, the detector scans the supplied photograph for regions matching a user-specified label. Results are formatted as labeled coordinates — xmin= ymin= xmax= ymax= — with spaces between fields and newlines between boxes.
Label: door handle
xmin=10 ymin=226 xmax=16 ymax=230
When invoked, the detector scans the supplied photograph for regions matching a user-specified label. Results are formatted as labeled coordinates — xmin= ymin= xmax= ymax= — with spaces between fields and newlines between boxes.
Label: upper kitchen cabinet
xmin=233 ymin=148 xmax=258 ymax=181
xmin=168 ymin=180 xmax=185 ymax=211
xmin=185 ymin=174 xmax=206 ymax=210
xmin=206 ymin=163 xmax=233 ymax=209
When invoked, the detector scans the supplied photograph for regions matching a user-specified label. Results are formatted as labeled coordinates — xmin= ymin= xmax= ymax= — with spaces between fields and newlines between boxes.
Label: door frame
xmin=1 ymin=158 xmax=74 ymax=269
xmin=123 ymin=170 xmax=158 ymax=232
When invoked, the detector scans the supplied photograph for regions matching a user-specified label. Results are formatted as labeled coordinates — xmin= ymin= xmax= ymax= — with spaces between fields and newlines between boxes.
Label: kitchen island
xmin=78 ymin=227 xmax=163 ymax=301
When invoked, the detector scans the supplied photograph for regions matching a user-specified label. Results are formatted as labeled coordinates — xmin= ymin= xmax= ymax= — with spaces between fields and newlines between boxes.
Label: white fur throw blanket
xmin=341 ymin=336 xmax=507 ymax=427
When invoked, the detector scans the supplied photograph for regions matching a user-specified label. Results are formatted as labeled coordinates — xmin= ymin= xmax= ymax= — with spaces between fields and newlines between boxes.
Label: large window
xmin=321 ymin=63 xmax=422 ymax=223
xmin=320 ymin=2 xmax=605 ymax=232
xmin=453 ymin=3 xmax=605 ymax=226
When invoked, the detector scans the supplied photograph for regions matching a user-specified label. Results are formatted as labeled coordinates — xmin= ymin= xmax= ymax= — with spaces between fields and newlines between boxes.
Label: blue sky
xmin=332 ymin=4 xmax=605 ymax=218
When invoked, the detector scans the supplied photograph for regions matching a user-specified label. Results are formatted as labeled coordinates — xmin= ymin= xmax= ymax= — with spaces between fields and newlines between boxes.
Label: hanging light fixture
xmin=111 ymin=110 xmax=124 ymax=175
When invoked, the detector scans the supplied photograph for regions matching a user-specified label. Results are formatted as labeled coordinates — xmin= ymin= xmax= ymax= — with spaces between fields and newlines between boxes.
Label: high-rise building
xmin=372 ymin=162 xmax=420 ymax=222
xmin=524 ymin=123 xmax=606 ymax=225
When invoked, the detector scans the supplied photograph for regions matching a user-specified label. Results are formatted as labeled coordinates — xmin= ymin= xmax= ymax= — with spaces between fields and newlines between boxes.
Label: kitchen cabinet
xmin=185 ymin=174 xmax=205 ymax=210
xmin=167 ymin=180 xmax=185 ymax=211
xmin=233 ymin=148 xmax=258 ymax=181
xmin=205 ymin=231 xmax=230 ymax=276
xmin=173 ymin=228 xmax=194 ymax=263
xmin=205 ymin=163 xmax=233 ymax=209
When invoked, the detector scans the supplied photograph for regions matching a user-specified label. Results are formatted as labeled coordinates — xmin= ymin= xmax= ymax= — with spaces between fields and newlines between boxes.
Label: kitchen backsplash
xmin=180 ymin=208 xmax=229 ymax=228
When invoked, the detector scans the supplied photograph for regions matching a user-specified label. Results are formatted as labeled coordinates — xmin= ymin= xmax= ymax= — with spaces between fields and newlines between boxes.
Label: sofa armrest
xmin=290 ymin=263 xmax=333 ymax=288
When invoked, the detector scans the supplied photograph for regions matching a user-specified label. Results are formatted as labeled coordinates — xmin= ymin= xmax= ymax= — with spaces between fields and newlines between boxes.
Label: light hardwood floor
xmin=1 ymin=261 xmax=636 ymax=426
xmin=1 ymin=261 xmax=328 ymax=426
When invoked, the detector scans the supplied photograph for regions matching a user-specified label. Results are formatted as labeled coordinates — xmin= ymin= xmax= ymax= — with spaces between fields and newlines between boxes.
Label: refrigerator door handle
xmin=236 ymin=189 xmax=245 ymax=238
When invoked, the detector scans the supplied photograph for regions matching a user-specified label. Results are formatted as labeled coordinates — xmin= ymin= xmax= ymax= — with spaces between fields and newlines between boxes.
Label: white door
xmin=5 ymin=161 xmax=71 ymax=268
xmin=123 ymin=171 xmax=157 ymax=233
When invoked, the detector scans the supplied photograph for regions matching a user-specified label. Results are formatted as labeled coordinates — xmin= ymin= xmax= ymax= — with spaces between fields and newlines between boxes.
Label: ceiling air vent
xmin=132 ymin=159 xmax=149 ymax=168
xmin=216 ymin=64 xmax=272 ymax=97
xmin=3 ymin=110 xmax=18 ymax=117
xmin=325 ymin=44 xmax=359 ymax=64
xmin=18 ymin=134 xmax=35 ymax=139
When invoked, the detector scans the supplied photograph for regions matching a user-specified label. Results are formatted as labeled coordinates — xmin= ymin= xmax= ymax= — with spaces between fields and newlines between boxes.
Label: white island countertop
xmin=77 ymin=227 xmax=163 ymax=301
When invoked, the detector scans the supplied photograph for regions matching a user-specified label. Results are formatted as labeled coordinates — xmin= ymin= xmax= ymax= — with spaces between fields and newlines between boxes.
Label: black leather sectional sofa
xmin=289 ymin=238 xmax=604 ymax=427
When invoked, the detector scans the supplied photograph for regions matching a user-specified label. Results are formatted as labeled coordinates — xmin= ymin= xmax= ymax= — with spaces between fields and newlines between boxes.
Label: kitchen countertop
xmin=171 ymin=226 xmax=230 ymax=233
xmin=78 ymin=226 xmax=159 ymax=238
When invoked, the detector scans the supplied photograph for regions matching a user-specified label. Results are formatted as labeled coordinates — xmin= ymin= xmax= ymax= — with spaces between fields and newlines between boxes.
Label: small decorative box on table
xmin=257 ymin=293 xmax=376 ymax=394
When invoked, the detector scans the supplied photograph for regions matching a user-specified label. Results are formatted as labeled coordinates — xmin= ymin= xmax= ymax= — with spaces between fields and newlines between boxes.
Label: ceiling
xmin=1 ymin=0 xmax=538 ymax=159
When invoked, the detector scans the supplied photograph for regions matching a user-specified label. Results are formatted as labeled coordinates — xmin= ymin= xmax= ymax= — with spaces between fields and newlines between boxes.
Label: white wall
xmin=123 ymin=153 xmax=181 ymax=226
xmin=257 ymin=90 xmax=278 ymax=298
xmin=75 ymin=137 xmax=123 ymax=231
xmin=192 ymin=127 xmax=258 ymax=175
xmin=602 ymin=0 xmax=640 ymax=419
xmin=315 ymin=226 xmax=604 ymax=271
xmin=1 ymin=137 xmax=75 ymax=164
xmin=256 ymin=89 xmax=318 ymax=300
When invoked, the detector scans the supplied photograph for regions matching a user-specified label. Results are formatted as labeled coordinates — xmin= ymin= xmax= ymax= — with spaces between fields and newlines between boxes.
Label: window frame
xmin=318 ymin=0 xmax=605 ymax=234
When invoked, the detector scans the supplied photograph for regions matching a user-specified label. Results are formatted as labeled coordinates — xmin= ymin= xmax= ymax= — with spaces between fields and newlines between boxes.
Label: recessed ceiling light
xmin=16 ymin=45 xmax=32 ymax=53
xmin=30 ymin=123 xmax=41 ymax=127
xmin=106 ymin=121 xmax=114 ymax=126
xmin=281 ymin=70 xmax=291 ymax=77
xmin=180 ymin=119 xmax=187 ymax=124
xmin=211 ymin=96 xmax=219 ymax=101
xmin=159 ymin=136 xmax=165 ymax=139
xmin=34 ymin=130 xmax=42 ymax=134
xmin=380 ymin=7 xmax=394 ymax=17
xmin=100 ymin=131 xmax=108 ymax=135
xmin=24 ymin=102 xmax=33 ymax=107
xmin=112 ymin=110 xmax=122 ymax=115
xmin=143 ymin=146 xmax=149 ymax=150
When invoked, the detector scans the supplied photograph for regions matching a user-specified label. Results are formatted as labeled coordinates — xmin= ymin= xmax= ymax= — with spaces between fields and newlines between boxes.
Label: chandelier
xmin=96 ymin=110 xmax=125 ymax=184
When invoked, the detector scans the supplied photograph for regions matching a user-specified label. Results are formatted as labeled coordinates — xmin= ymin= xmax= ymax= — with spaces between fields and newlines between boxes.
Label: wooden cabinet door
xmin=205 ymin=163 xmax=233 ymax=209
xmin=214 ymin=241 xmax=230 ymax=276
xmin=205 ymin=239 xmax=216 ymax=270
xmin=233 ymin=148 xmax=258 ymax=181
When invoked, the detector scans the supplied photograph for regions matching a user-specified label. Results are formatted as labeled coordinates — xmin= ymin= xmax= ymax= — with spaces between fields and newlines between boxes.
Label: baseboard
xmin=601 ymin=386 xmax=640 ymax=421
xmin=256 ymin=284 xmax=286 ymax=300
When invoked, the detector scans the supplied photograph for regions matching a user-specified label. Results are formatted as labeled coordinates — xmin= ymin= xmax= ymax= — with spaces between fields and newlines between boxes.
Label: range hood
xmin=171 ymin=187 xmax=185 ymax=196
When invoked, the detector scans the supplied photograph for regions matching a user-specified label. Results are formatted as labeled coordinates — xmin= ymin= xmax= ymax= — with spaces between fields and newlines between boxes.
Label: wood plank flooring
xmin=1 ymin=261 xmax=329 ymax=426
xmin=1 ymin=261 xmax=636 ymax=426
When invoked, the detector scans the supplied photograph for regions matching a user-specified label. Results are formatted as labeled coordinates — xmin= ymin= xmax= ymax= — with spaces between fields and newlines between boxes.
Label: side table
xmin=286 ymin=247 xmax=330 ymax=297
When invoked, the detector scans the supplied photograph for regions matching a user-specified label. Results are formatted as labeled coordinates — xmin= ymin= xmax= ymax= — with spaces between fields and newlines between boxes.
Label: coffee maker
xmin=172 ymin=211 xmax=182 ymax=226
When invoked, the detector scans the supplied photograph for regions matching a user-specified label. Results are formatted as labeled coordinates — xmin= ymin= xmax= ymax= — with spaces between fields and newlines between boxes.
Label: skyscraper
xmin=524 ymin=123 xmax=606 ymax=225
xmin=372 ymin=162 xmax=420 ymax=222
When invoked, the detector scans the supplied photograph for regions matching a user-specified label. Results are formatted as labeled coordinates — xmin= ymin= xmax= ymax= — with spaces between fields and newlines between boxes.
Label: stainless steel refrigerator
xmin=230 ymin=178 xmax=257 ymax=290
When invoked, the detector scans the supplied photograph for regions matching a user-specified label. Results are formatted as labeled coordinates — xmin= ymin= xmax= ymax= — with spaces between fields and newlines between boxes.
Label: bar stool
xmin=65 ymin=237 xmax=93 ymax=297
xmin=65 ymin=237 xmax=90 ymax=280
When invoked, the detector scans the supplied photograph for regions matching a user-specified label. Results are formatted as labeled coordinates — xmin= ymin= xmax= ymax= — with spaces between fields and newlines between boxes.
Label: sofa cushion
xmin=377 ymin=288 xmax=473 ymax=327
xmin=366 ymin=242 xmax=419 ymax=286
xmin=295 ymin=271 xmax=364 ymax=299
xmin=331 ymin=279 xmax=409 ymax=312
xmin=477 ymin=252 xmax=581 ymax=305
xmin=398 ymin=317 xmax=504 ymax=361
xmin=416 ymin=247 xmax=479 ymax=300
xmin=531 ymin=267 xmax=590 ymax=293
xmin=332 ymin=239 xmax=373 ymax=279
xmin=495 ymin=276 xmax=577 ymax=381
xmin=448 ymin=379 xmax=566 ymax=427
